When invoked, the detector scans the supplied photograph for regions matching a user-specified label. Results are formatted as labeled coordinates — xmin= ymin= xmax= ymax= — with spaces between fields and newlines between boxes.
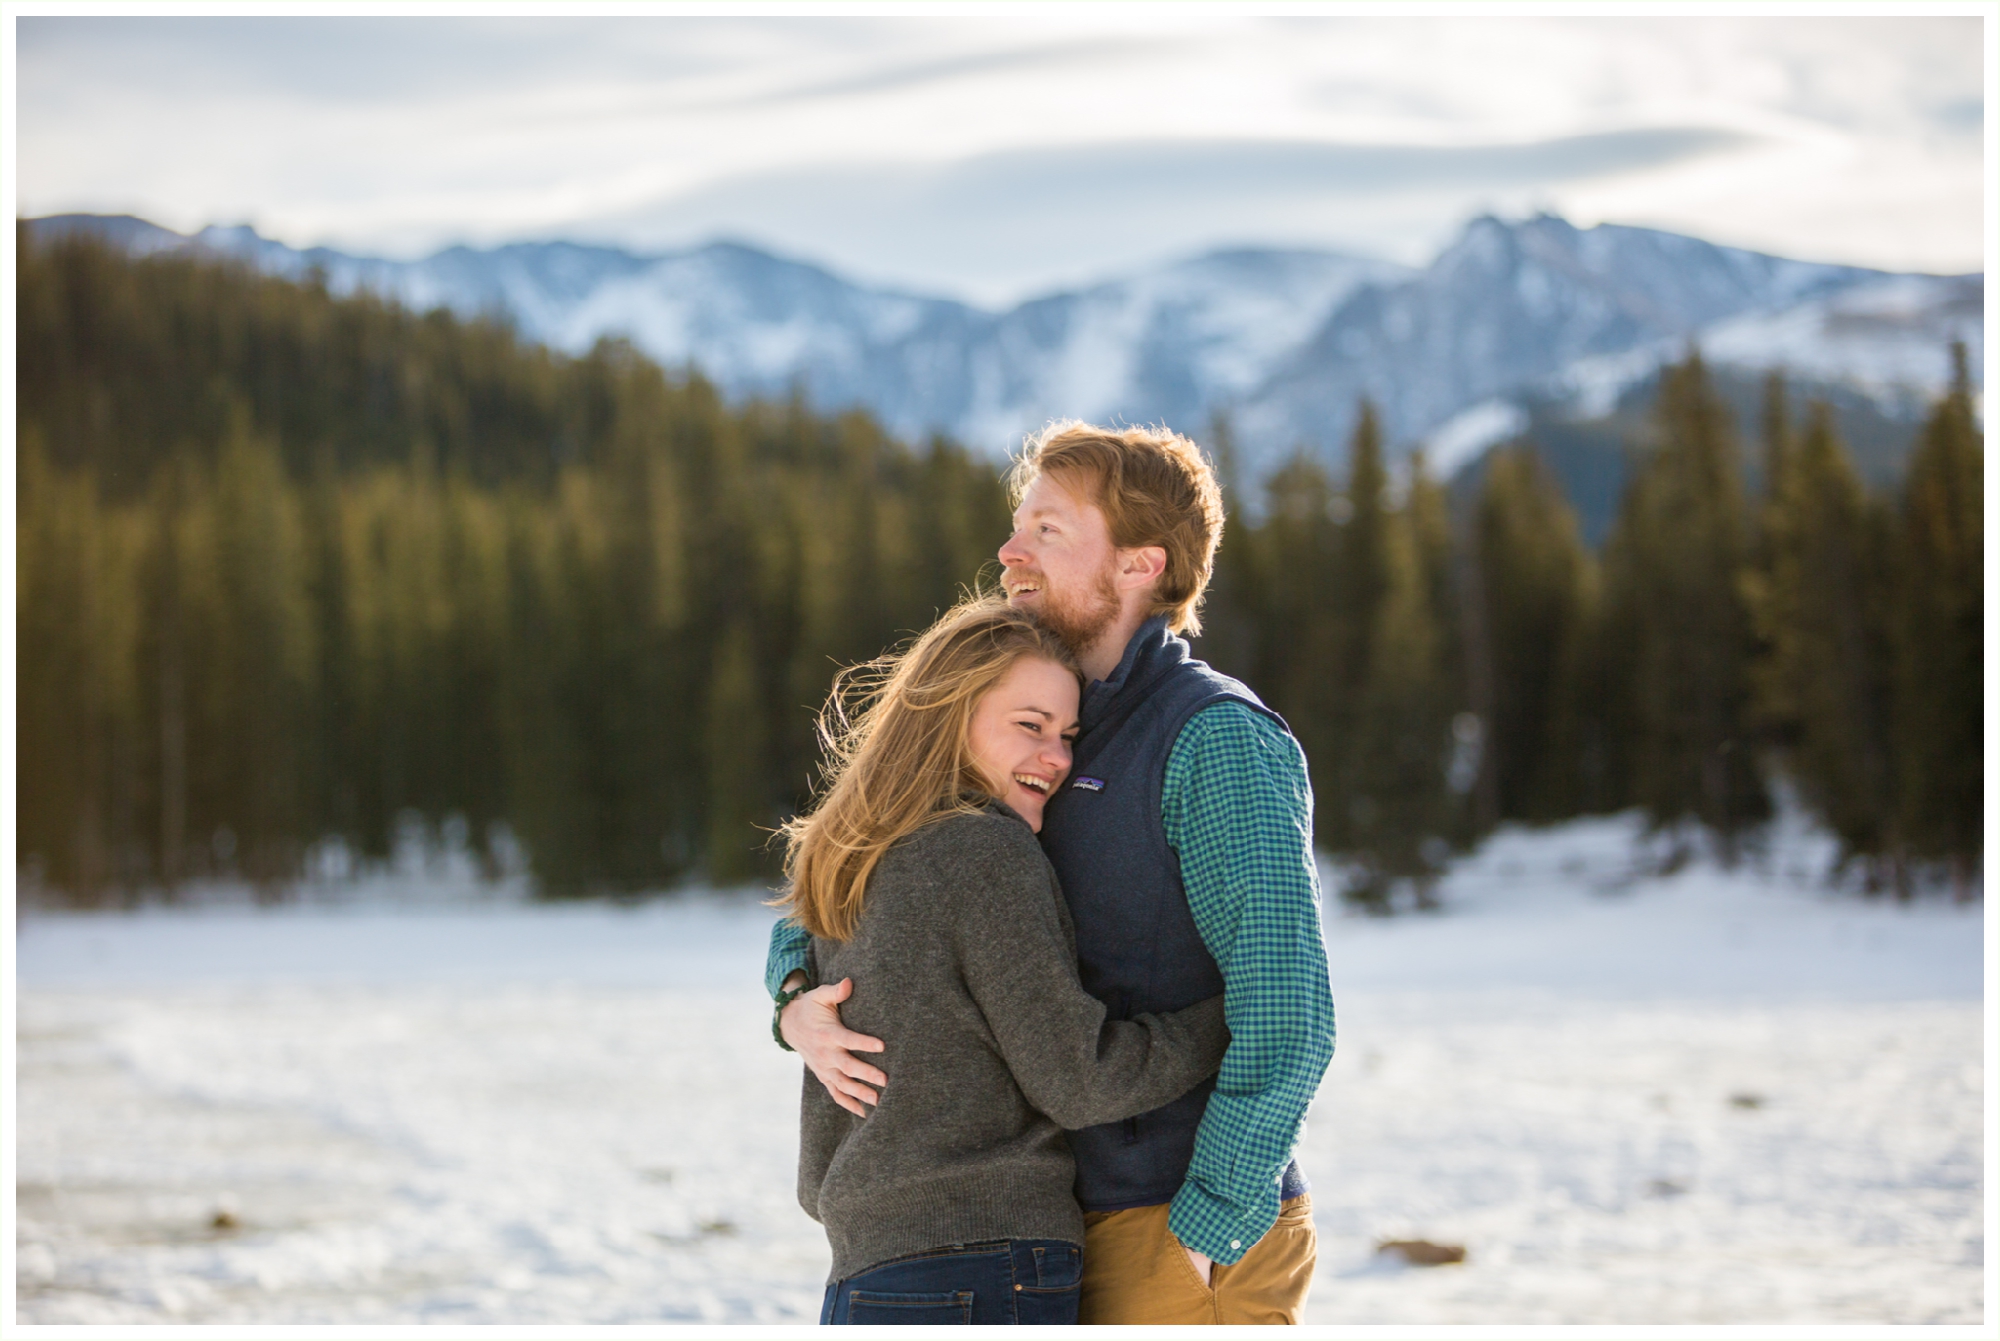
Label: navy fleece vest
xmin=1039 ymin=618 xmax=1306 ymax=1212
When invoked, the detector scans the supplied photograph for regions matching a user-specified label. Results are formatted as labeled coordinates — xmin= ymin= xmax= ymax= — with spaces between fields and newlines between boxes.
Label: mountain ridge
xmin=24 ymin=211 xmax=1980 ymax=479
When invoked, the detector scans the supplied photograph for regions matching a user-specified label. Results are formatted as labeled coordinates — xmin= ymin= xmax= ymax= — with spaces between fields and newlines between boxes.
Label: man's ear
xmin=1114 ymin=545 xmax=1168 ymax=593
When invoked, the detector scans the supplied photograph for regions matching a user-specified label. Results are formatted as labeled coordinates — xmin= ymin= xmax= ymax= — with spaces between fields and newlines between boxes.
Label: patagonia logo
xmin=1072 ymin=776 xmax=1106 ymax=792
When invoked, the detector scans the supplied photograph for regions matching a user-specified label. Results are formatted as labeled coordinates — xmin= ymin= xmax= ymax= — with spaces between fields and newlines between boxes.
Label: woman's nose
xmin=1044 ymin=737 xmax=1072 ymax=775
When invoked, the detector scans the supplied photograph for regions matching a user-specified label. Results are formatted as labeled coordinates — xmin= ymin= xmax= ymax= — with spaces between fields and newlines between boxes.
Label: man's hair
xmin=1007 ymin=421 xmax=1226 ymax=636
xmin=776 ymin=594 xmax=1080 ymax=942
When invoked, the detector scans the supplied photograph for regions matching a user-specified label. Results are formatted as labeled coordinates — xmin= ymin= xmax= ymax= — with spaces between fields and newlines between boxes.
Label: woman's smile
xmin=967 ymin=656 xmax=1080 ymax=832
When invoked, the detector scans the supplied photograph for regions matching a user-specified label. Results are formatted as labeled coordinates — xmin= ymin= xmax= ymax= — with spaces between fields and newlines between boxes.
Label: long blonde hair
xmin=777 ymin=595 xmax=1080 ymax=941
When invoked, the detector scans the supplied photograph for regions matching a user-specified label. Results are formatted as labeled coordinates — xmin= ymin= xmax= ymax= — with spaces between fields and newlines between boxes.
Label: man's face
xmin=998 ymin=472 xmax=1121 ymax=652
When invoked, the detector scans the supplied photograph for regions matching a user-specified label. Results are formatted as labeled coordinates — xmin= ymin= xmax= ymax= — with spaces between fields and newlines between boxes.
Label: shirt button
xmin=1230 ymin=1240 xmax=1241 ymax=1249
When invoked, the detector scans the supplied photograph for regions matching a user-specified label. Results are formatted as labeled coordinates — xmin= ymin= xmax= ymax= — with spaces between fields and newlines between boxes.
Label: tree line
xmin=17 ymin=232 xmax=1983 ymax=903
xmin=1197 ymin=350 xmax=1981 ymax=904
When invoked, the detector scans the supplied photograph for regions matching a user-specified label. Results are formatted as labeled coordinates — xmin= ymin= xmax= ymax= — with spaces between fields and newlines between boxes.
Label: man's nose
xmin=997 ymin=531 xmax=1029 ymax=567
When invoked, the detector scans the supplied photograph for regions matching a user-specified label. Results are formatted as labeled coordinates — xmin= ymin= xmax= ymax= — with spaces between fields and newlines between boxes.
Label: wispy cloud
xmin=14 ymin=14 xmax=1984 ymax=301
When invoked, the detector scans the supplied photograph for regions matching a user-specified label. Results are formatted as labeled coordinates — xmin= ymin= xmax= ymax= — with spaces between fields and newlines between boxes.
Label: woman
xmin=775 ymin=596 xmax=1228 ymax=1326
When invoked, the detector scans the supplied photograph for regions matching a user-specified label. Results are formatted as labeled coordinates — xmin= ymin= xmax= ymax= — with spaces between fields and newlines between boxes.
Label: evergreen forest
xmin=17 ymin=231 xmax=1984 ymax=904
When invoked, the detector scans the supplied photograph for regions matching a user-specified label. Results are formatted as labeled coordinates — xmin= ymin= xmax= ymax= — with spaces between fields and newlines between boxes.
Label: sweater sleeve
xmin=938 ymin=818 xmax=1231 ymax=1132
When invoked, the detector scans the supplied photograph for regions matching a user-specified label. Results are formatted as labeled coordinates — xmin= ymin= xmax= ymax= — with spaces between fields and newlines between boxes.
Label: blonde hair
xmin=1006 ymin=421 xmax=1226 ymax=635
xmin=777 ymin=595 xmax=1080 ymax=942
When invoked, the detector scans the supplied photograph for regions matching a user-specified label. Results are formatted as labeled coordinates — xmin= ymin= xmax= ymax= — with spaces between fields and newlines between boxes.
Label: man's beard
xmin=1029 ymin=565 xmax=1121 ymax=656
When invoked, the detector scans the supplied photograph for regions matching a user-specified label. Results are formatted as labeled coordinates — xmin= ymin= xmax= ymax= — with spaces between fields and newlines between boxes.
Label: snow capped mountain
xmin=26 ymin=212 xmax=1978 ymax=478
xmin=953 ymin=249 xmax=1409 ymax=449
xmin=1236 ymin=214 xmax=1927 ymax=463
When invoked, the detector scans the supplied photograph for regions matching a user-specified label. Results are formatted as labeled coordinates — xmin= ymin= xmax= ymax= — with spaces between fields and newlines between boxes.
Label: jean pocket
xmin=1030 ymin=1243 xmax=1082 ymax=1289
xmin=846 ymin=1290 xmax=973 ymax=1325
xmin=1013 ymin=1281 xmax=1080 ymax=1325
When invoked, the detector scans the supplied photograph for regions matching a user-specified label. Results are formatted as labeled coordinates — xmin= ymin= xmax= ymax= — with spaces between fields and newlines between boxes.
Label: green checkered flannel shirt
xmin=763 ymin=700 xmax=1336 ymax=1264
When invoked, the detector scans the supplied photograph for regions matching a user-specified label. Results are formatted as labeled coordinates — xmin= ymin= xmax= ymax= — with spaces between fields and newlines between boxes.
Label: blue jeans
xmin=819 ymin=1239 xmax=1083 ymax=1325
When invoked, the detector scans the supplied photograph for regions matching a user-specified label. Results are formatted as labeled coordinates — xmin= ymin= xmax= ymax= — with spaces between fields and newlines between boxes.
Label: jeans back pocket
xmin=846 ymin=1289 xmax=973 ymax=1325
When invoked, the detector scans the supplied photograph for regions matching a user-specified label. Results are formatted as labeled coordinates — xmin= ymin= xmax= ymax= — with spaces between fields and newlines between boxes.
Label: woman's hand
xmin=781 ymin=977 xmax=887 ymax=1117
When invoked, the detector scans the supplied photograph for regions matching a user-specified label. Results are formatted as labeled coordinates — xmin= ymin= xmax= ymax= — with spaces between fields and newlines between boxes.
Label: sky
xmin=11 ymin=10 xmax=1990 ymax=306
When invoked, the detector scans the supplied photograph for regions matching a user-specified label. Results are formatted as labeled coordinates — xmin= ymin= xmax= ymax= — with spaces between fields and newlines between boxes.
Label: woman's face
xmin=966 ymin=656 xmax=1080 ymax=833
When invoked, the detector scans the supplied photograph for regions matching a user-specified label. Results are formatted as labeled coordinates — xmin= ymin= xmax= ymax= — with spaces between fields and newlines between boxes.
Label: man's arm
xmin=764 ymin=915 xmax=812 ymax=998
xmin=764 ymin=913 xmax=887 ymax=1117
xmin=1162 ymin=701 xmax=1336 ymax=1270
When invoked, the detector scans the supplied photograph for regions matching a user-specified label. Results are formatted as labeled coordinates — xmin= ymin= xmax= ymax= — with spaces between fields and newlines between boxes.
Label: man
xmin=766 ymin=422 xmax=1335 ymax=1324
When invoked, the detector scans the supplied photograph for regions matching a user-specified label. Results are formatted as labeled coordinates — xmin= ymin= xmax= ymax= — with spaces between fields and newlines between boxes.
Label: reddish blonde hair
xmin=1006 ymin=421 xmax=1225 ymax=635
xmin=776 ymin=595 xmax=1080 ymax=942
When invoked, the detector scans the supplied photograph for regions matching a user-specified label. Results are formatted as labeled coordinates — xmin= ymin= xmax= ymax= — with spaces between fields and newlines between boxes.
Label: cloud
xmin=737 ymin=35 xmax=1180 ymax=108
xmin=595 ymin=129 xmax=1752 ymax=300
xmin=17 ymin=16 xmax=781 ymax=106
xmin=14 ymin=15 xmax=1983 ymax=299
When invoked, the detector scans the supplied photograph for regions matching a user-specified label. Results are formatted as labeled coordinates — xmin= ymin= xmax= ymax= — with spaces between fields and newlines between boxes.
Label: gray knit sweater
xmin=797 ymin=800 xmax=1230 ymax=1282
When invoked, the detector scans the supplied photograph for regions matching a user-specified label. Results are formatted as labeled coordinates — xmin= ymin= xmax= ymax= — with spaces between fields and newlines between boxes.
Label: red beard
xmin=1021 ymin=564 xmax=1121 ymax=657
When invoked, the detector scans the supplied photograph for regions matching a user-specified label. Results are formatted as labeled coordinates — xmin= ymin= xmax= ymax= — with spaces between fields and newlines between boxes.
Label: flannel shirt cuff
xmin=763 ymin=924 xmax=812 ymax=1001
xmin=1167 ymin=1174 xmax=1280 ymax=1266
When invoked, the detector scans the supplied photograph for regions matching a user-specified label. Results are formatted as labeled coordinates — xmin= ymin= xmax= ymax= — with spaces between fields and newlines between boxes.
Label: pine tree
xmin=706 ymin=619 xmax=773 ymax=883
xmin=1345 ymin=452 xmax=1459 ymax=907
xmin=1895 ymin=344 xmax=1983 ymax=895
xmin=201 ymin=415 xmax=316 ymax=888
xmin=18 ymin=439 xmax=146 ymax=898
xmin=1472 ymin=446 xmax=1597 ymax=823
xmin=1603 ymin=354 xmax=1769 ymax=859
xmin=1256 ymin=447 xmax=1346 ymax=839
xmin=1191 ymin=412 xmax=1262 ymax=680
xmin=1745 ymin=401 xmax=1899 ymax=878
xmin=1322 ymin=404 xmax=1394 ymax=867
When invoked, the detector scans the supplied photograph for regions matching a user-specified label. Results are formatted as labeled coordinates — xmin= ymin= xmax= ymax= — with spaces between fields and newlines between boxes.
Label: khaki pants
xmin=1078 ymin=1195 xmax=1316 ymax=1324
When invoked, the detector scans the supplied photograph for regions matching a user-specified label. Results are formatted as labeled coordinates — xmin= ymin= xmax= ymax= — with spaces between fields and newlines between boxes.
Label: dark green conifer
xmin=1256 ymin=446 xmax=1346 ymax=839
xmin=1472 ymin=446 xmax=1597 ymax=823
xmin=1745 ymin=402 xmax=1899 ymax=878
xmin=1602 ymin=353 xmax=1769 ymax=859
xmin=1345 ymin=451 xmax=1459 ymax=907
xmin=1895 ymin=344 xmax=1983 ymax=894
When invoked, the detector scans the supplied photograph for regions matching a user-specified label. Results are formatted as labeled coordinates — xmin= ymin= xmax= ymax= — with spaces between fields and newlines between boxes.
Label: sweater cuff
xmin=1167 ymin=1175 xmax=1279 ymax=1266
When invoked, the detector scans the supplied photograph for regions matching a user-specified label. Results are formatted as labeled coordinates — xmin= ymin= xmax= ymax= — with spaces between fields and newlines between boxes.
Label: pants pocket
xmin=845 ymin=1290 xmax=973 ymax=1325
xmin=1031 ymin=1242 xmax=1082 ymax=1289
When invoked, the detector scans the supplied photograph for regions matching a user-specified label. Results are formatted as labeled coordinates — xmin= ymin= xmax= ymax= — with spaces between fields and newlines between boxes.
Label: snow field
xmin=12 ymin=815 xmax=1989 ymax=1325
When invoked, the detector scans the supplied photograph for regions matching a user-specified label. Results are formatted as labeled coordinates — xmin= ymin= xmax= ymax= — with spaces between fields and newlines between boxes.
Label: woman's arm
xmin=942 ymin=820 xmax=1230 ymax=1131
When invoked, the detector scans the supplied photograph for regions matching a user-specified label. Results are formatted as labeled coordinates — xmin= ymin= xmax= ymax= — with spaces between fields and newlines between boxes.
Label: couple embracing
xmin=764 ymin=423 xmax=1336 ymax=1325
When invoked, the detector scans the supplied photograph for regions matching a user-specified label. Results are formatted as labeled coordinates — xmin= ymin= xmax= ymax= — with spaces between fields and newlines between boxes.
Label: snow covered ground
xmin=11 ymin=812 xmax=1989 ymax=1327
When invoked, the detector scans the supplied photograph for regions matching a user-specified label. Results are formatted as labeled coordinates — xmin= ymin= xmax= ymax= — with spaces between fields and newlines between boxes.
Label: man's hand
xmin=781 ymin=977 xmax=886 ymax=1117
xmin=1184 ymin=1244 xmax=1213 ymax=1288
